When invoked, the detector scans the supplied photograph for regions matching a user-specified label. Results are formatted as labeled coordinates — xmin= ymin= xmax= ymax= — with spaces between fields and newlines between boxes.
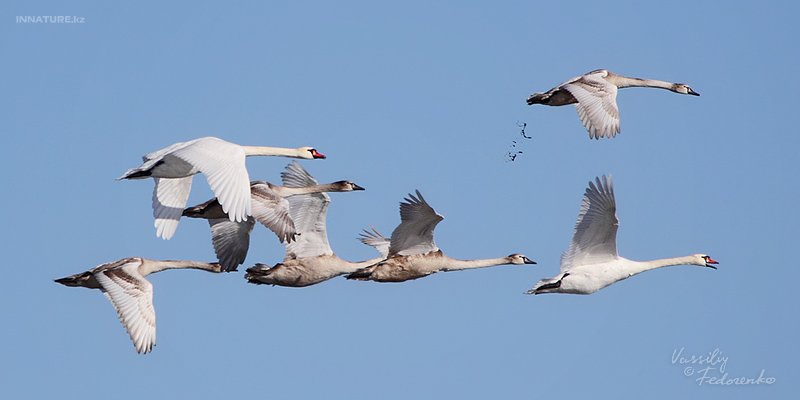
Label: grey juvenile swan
xmin=244 ymin=163 xmax=380 ymax=287
xmin=346 ymin=191 xmax=536 ymax=282
xmin=184 ymin=161 xmax=364 ymax=272
xmin=118 ymin=136 xmax=325 ymax=240
xmin=526 ymin=69 xmax=699 ymax=139
xmin=525 ymin=175 xmax=717 ymax=295
xmin=55 ymin=257 xmax=224 ymax=354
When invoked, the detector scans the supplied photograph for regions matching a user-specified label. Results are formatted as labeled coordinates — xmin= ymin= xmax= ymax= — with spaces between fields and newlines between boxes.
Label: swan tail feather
xmin=526 ymin=92 xmax=549 ymax=105
xmin=524 ymin=276 xmax=563 ymax=295
xmin=345 ymin=267 xmax=373 ymax=281
xmin=118 ymin=168 xmax=152 ymax=180
xmin=244 ymin=264 xmax=274 ymax=284
xmin=54 ymin=272 xmax=93 ymax=287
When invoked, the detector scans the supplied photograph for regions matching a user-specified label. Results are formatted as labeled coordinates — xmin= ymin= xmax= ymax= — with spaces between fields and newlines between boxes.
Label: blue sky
xmin=1 ymin=1 xmax=797 ymax=399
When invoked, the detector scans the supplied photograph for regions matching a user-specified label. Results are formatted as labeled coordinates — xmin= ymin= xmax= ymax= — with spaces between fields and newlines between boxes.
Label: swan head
xmin=297 ymin=147 xmax=326 ymax=159
xmin=332 ymin=181 xmax=365 ymax=191
xmin=693 ymin=254 xmax=718 ymax=269
xmin=673 ymin=84 xmax=699 ymax=96
xmin=507 ymin=254 xmax=537 ymax=265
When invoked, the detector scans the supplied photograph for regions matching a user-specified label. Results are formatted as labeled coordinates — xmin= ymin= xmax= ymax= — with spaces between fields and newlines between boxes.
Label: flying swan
xmin=346 ymin=190 xmax=536 ymax=282
xmin=184 ymin=161 xmax=364 ymax=272
xmin=244 ymin=162 xmax=381 ymax=287
xmin=526 ymin=69 xmax=699 ymax=139
xmin=525 ymin=175 xmax=717 ymax=295
xmin=118 ymin=136 xmax=325 ymax=239
xmin=55 ymin=257 xmax=224 ymax=354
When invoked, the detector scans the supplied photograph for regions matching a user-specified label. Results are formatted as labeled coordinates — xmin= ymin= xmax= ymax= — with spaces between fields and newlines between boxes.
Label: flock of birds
xmin=56 ymin=69 xmax=717 ymax=354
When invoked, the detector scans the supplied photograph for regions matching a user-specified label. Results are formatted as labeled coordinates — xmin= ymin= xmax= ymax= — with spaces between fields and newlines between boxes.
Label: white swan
xmin=526 ymin=69 xmax=699 ymax=139
xmin=244 ymin=163 xmax=381 ymax=287
xmin=525 ymin=175 xmax=717 ymax=295
xmin=55 ymin=257 xmax=224 ymax=354
xmin=184 ymin=162 xmax=365 ymax=272
xmin=118 ymin=136 xmax=326 ymax=240
xmin=346 ymin=191 xmax=536 ymax=282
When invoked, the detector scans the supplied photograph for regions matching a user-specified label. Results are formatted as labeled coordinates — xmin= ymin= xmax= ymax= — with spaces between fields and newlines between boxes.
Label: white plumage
xmin=525 ymin=175 xmax=718 ymax=295
xmin=118 ymin=136 xmax=325 ymax=239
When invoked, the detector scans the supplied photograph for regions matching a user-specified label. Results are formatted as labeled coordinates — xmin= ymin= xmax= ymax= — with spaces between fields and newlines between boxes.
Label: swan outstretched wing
xmin=93 ymin=259 xmax=157 ymax=354
xmin=284 ymin=193 xmax=332 ymax=258
xmin=169 ymin=137 xmax=252 ymax=223
xmin=359 ymin=226 xmax=391 ymax=258
xmin=280 ymin=161 xmax=318 ymax=188
xmin=281 ymin=162 xmax=333 ymax=258
xmin=152 ymin=177 xmax=193 ymax=240
xmin=562 ymin=175 xmax=619 ymax=272
xmin=563 ymin=72 xmax=620 ymax=139
xmin=389 ymin=190 xmax=443 ymax=256
xmin=207 ymin=218 xmax=255 ymax=272
xmin=250 ymin=182 xmax=296 ymax=243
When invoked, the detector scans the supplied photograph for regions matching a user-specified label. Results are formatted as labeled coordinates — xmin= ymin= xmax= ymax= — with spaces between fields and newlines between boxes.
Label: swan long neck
xmin=242 ymin=146 xmax=304 ymax=158
xmin=143 ymin=260 xmax=223 ymax=275
xmin=269 ymin=182 xmax=344 ymax=197
xmin=625 ymin=255 xmax=701 ymax=276
xmin=610 ymin=75 xmax=678 ymax=91
xmin=440 ymin=256 xmax=515 ymax=272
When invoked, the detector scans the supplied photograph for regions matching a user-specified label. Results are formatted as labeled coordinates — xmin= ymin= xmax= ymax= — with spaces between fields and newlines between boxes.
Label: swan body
xmin=526 ymin=69 xmax=699 ymax=139
xmin=55 ymin=257 xmax=224 ymax=354
xmin=244 ymin=162 xmax=376 ymax=287
xmin=118 ymin=136 xmax=325 ymax=240
xmin=184 ymin=163 xmax=364 ymax=272
xmin=246 ymin=253 xmax=385 ymax=287
xmin=346 ymin=191 xmax=536 ymax=282
xmin=525 ymin=175 xmax=717 ymax=295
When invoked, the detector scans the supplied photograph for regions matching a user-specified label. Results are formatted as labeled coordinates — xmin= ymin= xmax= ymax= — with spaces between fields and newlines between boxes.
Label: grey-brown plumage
xmin=184 ymin=162 xmax=364 ymax=272
xmin=346 ymin=191 xmax=536 ymax=282
xmin=243 ymin=162 xmax=375 ymax=287
xmin=55 ymin=257 xmax=224 ymax=354
xmin=527 ymin=69 xmax=699 ymax=139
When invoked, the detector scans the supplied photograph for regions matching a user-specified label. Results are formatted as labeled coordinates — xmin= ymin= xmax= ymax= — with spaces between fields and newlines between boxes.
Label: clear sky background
xmin=2 ymin=1 xmax=797 ymax=399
